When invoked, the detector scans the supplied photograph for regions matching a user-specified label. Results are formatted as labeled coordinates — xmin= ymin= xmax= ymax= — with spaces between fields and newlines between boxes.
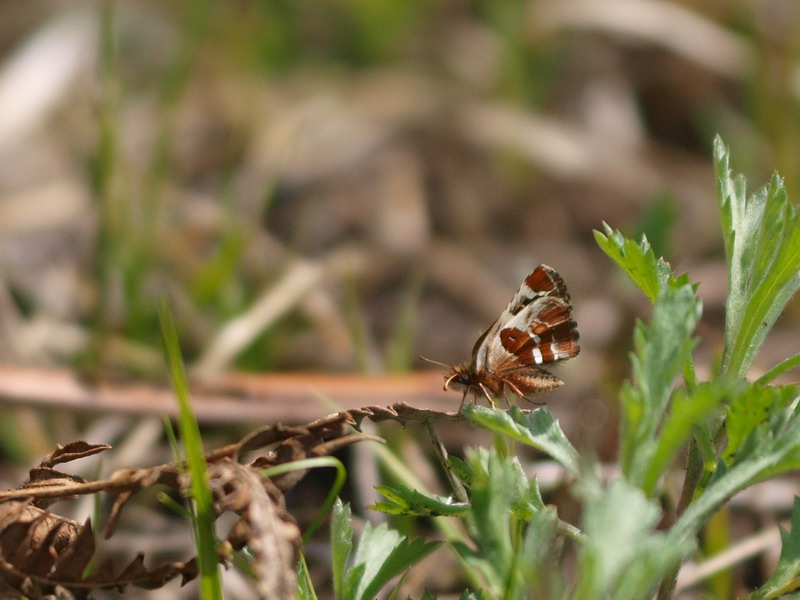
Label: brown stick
xmin=0 ymin=364 xmax=455 ymax=424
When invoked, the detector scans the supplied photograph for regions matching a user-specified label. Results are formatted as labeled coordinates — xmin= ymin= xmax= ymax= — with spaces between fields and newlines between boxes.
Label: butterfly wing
xmin=474 ymin=265 xmax=580 ymax=374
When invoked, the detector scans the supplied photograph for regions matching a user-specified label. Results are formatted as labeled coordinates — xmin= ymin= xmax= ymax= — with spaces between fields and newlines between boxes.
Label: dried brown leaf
xmin=40 ymin=441 xmax=111 ymax=469
xmin=0 ymin=402 xmax=461 ymax=597
xmin=212 ymin=460 xmax=299 ymax=599
xmin=0 ymin=408 xmax=387 ymax=597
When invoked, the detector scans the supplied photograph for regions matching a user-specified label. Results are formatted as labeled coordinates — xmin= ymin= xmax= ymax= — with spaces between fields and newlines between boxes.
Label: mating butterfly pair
xmin=439 ymin=264 xmax=580 ymax=408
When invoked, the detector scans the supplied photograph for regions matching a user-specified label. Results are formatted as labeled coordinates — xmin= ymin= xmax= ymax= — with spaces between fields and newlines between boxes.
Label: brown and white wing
xmin=478 ymin=265 xmax=580 ymax=373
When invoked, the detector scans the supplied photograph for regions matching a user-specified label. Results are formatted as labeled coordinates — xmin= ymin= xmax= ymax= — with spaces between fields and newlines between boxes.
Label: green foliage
xmin=746 ymin=498 xmax=800 ymax=600
xmin=594 ymin=221 xmax=692 ymax=303
xmin=260 ymin=456 xmax=348 ymax=544
xmin=723 ymin=383 xmax=799 ymax=465
xmin=462 ymin=405 xmax=579 ymax=475
xmin=370 ymin=485 xmax=469 ymax=517
xmin=304 ymin=137 xmax=800 ymax=599
xmin=449 ymin=449 xmax=561 ymax=600
xmin=618 ymin=283 xmax=703 ymax=492
xmin=572 ymin=478 xmax=691 ymax=600
xmin=330 ymin=498 xmax=440 ymax=600
xmin=159 ymin=303 xmax=222 ymax=599
xmin=715 ymin=135 xmax=800 ymax=379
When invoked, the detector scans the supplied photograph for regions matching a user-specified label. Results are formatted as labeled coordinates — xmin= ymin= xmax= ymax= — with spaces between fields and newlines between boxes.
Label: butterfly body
xmin=443 ymin=264 xmax=580 ymax=407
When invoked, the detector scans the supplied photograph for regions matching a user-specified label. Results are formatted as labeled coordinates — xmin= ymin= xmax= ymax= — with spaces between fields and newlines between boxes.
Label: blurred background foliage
xmin=0 ymin=0 xmax=799 ymax=594
xmin=1 ymin=0 xmax=799 ymax=448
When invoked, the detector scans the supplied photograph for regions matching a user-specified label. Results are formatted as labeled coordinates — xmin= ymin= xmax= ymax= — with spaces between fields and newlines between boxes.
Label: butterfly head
xmin=443 ymin=365 xmax=482 ymax=409
xmin=443 ymin=365 xmax=476 ymax=391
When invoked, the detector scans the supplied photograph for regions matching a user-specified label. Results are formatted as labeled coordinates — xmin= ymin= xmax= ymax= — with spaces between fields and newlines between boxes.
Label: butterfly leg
xmin=503 ymin=379 xmax=544 ymax=406
xmin=504 ymin=379 xmax=526 ymax=398
xmin=521 ymin=396 xmax=545 ymax=406
xmin=478 ymin=383 xmax=496 ymax=408
xmin=458 ymin=389 xmax=469 ymax=412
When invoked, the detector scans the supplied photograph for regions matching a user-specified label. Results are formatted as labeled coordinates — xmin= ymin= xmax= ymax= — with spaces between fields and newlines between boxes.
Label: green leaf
xmin=519 ymin=506 xmax=564 ymax=598
xmin=593 ymin=222 xmax=690 ymax=303
xmin=640 ymin=383 xmax=725 ymax=495
xmin=746 ymin=498 xmax=800 ymax=600
xmin=446 ymin=455 xmax=475 ymax=488
xmin=158 ymin=303 xmax=222 ymax=599
xmin=348 ymin=523 xmax=440 ymax=600
xmin=672 ymin=405 xmax=800 ymax=547
xmin=463 ymin=405 xmax=579 ymax=475
xmin=458 ymin=446 xmax=546 ymax=521
xmin=724 ymin=384 xmax=798 ymax=464
xmin=370 ymin=485 xmax=468 ymax=517
xmin=573 ymin=478 xmax=691 ymax=600
xmin=451 ymin=450 xmax=518 ymax=598
xmin=620 ymin=284 xmax=701 ymax=486
xmin=331 ymin=498 xmax=353 ymax=599
xmin=342 ymin=563 xmax=367 ymax=600
xmin=715 ymin=136 xmax=800 ymax=379
xmin=296 ymin=556 xmax=317 ymax=600
xmin=757 ymin=351 xmax=800 ymax=386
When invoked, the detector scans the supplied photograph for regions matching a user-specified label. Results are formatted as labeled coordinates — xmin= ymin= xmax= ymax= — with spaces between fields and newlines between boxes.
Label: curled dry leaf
xmin=0 ymin=403 xmax=459 ymax=597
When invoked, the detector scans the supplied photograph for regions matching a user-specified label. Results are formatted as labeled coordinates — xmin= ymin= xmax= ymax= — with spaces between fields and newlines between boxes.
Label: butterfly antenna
xmin=419 ymin=355 xmax=452 ymax=369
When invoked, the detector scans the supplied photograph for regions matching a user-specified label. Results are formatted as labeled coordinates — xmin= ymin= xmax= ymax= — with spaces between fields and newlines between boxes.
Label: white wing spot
xmin=532 ymin=347 xmax=544 ymax=364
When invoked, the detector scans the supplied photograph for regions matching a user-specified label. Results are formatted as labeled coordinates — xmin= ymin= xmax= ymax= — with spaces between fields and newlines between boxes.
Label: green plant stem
xmin=296 ymin=553 xmax=318 ymax=600
xmin=503 ymin=518 xmax=526 ymax=600
xmin=682 ymin=357 xmax=698 ymax=392
xmin=261 ymin=457 xmax=347 ymax=544
xmin=424 ymin=422 xmax=468 ymax=503
xmin=657 ymin=437 xmax=704 ymax=600
xmin=756 ymin=351 xmax=800 ymax=385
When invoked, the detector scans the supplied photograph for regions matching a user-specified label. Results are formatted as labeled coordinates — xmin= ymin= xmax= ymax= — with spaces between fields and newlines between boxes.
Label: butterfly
xmin=435 ymin=264 xmax=580 ymax=409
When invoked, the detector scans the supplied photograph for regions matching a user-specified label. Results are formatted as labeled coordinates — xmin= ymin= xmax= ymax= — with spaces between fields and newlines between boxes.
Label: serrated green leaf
xmin=573 ymin=478 xmax=691 ymax=600
xmin=620 ymin=284 xmax=701 ymax=486
xmin=447 ymin=455 xmax=474 ymax=488
xmin=357 ymin=532 xmax=441 ymax=600
xmin=519 ymin=506 xmax=564 ymax=598
xmin=504 ymin=456 xmax=542 ymax=520
xmin=452 ymin=450 xmax=517 ymax=598
xmin=715 ymin=136 xmax=800 ymax=379
xmin=332 ymin=498 xmax=353 ymax=599
xmin=746 ymin=498 xmax=800 ymax=600
xmin=463 ymin=405 xmax=579 ymax=475
xmin=593 ymin=222 xmax=690 ymax=302
xmin=296 ymin=556 xmax=316 ymax=600
xmin=341 ymin=520 xmax=440 ymax=600
xmin=673 ymin=410 xmax=800 ymax=547
xmin=456 ymin=446 xmax=546 ymax=521
xmin=641 ymin=383 xmax=725 ymax=495
xmin=724 ymin=384 xmax=798 ymax=464
xmin=342 ymin=562 xmax=367 ymax=600
xmin=370 ymin=484 xmax=468 ymax=517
